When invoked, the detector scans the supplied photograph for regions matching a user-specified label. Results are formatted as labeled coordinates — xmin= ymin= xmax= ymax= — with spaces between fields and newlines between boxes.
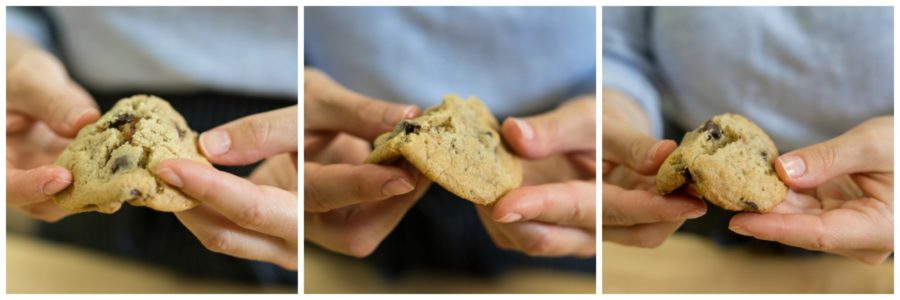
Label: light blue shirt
xmin=603 ymin=7 xmax=893 ymax=151
xmin=7 ymin=7 xmax=298 ymax=98
xmin=305 ymin=7 xmax=596 ymax=118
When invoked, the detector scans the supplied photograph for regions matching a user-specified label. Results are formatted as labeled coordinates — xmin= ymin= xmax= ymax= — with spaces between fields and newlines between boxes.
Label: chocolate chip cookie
xmin=365 ymin=95 xmax=522 ymax=206
xmin=53 ymin=95 xmax=208 ymax=213
xmin=656 ymin=113 xmax=787 ymax=212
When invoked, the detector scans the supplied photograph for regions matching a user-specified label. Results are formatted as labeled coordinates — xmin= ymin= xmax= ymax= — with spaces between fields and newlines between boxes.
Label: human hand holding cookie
xmin=303 ymin=68 xmax=431 ymax=258
xmin=156 ymin=106 xmax=299 ymax=270
xmin=6 ymin=34 xmax=100 ymax=222
xmin=729 ymin=116 xmax=893 ymax=265
xmin=474 ymin=96 xmax=596 ymax=257
xmin=601 ymin=89 xmax=707 ymax=248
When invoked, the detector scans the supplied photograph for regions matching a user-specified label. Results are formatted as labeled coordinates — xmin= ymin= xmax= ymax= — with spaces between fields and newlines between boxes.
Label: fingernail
xmin=42 ymin=177 xmax=71 ymax=195
xmin=384 ymin=105 xmax=415 ymax=125
xmin=200 ymin=130 xmax=231 ymax=157
xmin=496 ymin=213 xmax=523 ymax=223
xmin=729 ymin=224 xmax=751 ymax=236
xmin=382 ymin=178 xmax=414 ymax=197
xmin=157 ymin=168 xmax=183 ymax=188
xmin=513 ymin=118 xmax=534 ymax=140
xmin=779 ymin=155 xmax=806 ymax=178
xmin=66 ymin=108 xmax=94 ymax=131
xmin=680 ymin=209 xmax=705 ymax=219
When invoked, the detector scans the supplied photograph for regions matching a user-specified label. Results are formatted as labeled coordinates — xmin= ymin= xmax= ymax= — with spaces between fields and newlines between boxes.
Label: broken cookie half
xmin=656 ymin=113 xmax=787 ymax=212
xmin=54 ymin=95 xmax=209 ymax=214
xmin=365 ymin=95 xmax=522 ymax=206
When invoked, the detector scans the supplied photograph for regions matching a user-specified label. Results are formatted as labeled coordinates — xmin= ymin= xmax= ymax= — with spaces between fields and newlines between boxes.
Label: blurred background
xmin=603 ymin=234 xmax=893 ymax=293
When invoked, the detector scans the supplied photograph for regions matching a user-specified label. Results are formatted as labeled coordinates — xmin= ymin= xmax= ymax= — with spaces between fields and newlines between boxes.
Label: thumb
xmin=304 ymin=68 xmax=419 ymax=141
xmin=501 ymin=97 xmax=595 ymax=159
xmin=200 ymin=106 xmax=297 ymax=165
xmin=775 ymin=117 xmax=892 ymax=189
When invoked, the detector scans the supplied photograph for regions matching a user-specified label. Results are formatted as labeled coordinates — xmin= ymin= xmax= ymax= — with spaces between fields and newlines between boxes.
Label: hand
xmin=157 ymin=106 xmax=298 ymax=270
xmin=6 ymin=34 xmax=100 ymax=222
xmin=476 ymin=95 xmax=595 ymax=257
xmin=729 ymin=116 xmax=893 ymax=264
xmin=303 ymin=68 xmax=431 ymax=257
xmin=601 ymin=89 xmax=706 ymax=248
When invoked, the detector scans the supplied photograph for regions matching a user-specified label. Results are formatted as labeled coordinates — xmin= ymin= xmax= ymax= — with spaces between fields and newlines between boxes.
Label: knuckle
xmin=627 ymin=137 xmax=647 ymax=169
xmin=303 ymin=183 xmax=328 ymax=212
xmin=813 ymin=144 xmax=839 ymax=174
xmin=200 ymin=230 xmax=235 ymax=254
xmin=235 ymin=202 xmax=268 ymax=229
xmin=812 ymin=234 xmax=836 ymax=251
xmin=245 ymin=116 xmax=273 ymax=150
xmin=602 ymin=207 xmax=633 ymax=226
xmin=521 ymin=229 xmax=554 ymax=256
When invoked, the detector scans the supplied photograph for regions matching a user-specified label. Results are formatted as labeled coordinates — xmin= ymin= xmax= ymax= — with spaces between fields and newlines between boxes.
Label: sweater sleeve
xmin=602 ymin=7 xmax=663 ymax=138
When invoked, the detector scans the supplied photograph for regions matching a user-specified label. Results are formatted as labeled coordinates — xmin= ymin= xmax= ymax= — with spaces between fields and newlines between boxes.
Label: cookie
xmin=365 ymin=95 xmax=522 ymax=206
xmin=656 ymin=113 xmax=787 ymax=212
xmin=53 ymin=95 xmax=208 ymax=214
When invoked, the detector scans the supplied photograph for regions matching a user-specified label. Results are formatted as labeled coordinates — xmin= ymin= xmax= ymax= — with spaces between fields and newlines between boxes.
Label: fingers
xmin=304 ymin=170 xmax=429 ymax=258
xmin=304 ymin=68 xmax=419 ymax=141
xmin=479 ymin=206 xmax=594 ymax=257
xmin=602 ymin=117 xmax=676 ymax=175
xmin=18 ymin=201 xmax=74 ymax=223
xmin=729 ymin=207 xmax=892 ymax=261
xmin=7 ymin=165 xmax=71 ymax=207
xmin=176 ymin=206 xmax=297 ymax=270
xmin=603 ymin=221 xmax=685 ymax=248
xmin=492 ymin=181 xmax=596 ymax=230
xmin=501 ymin=98 xmax=595 ymax=159
xmin=7 ymin=50 xmax=99 ymax=138
xmin=156 ymin=159 xmax=297 ymax=241
xmin=303 ymin=162 xmax=417 ymax=212
xmin=602 ymin=183 xmax=706 ymax=226
xmin=6 ymin=165 xmax=74 ymax=222
xmin=776 ymin=116 xmax=893 ymax=189
xmin=200 ymin=106 xmax=297 ymax=166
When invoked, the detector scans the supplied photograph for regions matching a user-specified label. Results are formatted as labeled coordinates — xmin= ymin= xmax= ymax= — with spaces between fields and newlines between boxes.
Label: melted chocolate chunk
xmin=402 ymin=121 xmax=421 ymax=135
xmin=109 ymin=113 xmax=136 ymax=129
xmin=171 ymin=119 xmax=186 ymax=139
xmin=743 ymin=200 xmax=759 ymax=211
xmin=111 ymin=156 xmax=130 ymax=173
xmin=701 ymin=120 xmax=722 ymax=140
xmin=681 ymin=168 xmax=693 ymax=183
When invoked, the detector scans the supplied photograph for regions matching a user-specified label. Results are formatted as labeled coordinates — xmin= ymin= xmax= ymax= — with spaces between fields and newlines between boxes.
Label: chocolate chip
xmin=170 ymin=119 xmax=186 ymax=139
xmin=701 ymin=120 xmax=722 ymax=140
xmin=111 ymin=156 xmax=130 ymax=173
xmin=760 ymin=151 xmax=767 ymax=158
xmin=130 ymin=189 xmax=142 ymax=197
xmin=109 ymin=113 xmax=136 ymax=129
xmin=681 ymin=168 xmax=693 ymax=183
xmin=743 ymin=200 xmax=759 ymax=211
xmin=402 ymin=121 xmax=421 ymax=135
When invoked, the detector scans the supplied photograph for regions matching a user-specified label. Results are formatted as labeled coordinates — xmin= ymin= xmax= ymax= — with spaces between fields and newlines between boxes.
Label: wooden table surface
xmin=6 ymin=234 xmax=296 ymax=294
xmin=603 ymin=233 xmax=893 ymax=293
xmin=304 ymin=247 xmax=596 ymax=294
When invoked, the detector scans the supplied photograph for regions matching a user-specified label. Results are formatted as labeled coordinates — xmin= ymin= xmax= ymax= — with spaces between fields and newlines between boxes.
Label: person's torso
xmin=304 ymin=7 xmax=596 ymax=117
xmin=652 ymin=7 xmax=892 ymax=151
xmin=50 ymin=7 xmax=298 ymax=97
